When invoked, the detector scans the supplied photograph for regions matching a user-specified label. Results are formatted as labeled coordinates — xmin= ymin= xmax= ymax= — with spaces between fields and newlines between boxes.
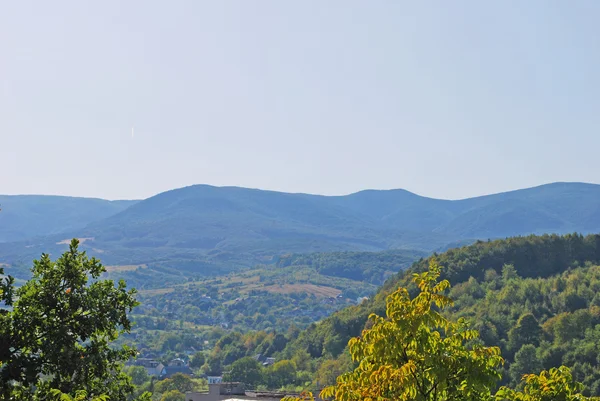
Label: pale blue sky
xmin=1 ymin=1 xmax=599 ymax=200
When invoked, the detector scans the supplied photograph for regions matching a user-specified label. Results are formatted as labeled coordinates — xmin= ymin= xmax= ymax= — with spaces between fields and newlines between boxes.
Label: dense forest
xmin=5 ymin=233 xmax=600 ymax=400
xmin=212 ymin=234 xmax=600 ymax=396
xmin=4 ymin=183 xmax=600 ymax=274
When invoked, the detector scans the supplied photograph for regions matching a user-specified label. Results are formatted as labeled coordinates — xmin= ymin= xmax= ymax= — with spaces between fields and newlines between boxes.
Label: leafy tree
xmin=189 ymin=351 xmax=206 ymax=369
xmin=203 ymin=354 xmax=222 ymax=375
xmin=265 ymin=360 xmax=298 ymax=389
xmin=223 ymin=356 xmax=263 ymax=387
xmin=320 ymin=259 xmax=504 ymax=401
xmin=496 ymin=366 xmax=600 ymax=401
xmin=0 ymin=264 xmax=14 ymax=370
xmin=154 ymin=373 xmax=198 ymax=394
xmin=0 ymin=240 xmax=147 ymax=400
xmin=127 ymin=365 xmax=151 ymax=386
xmin=508 ymin=313 xmax=542 ymax=352
xmin=503 ymin=264 xmax=520 ymax=282
xmin=510 ymin=345 xmax=542 ymax=384
xmin=159 ymin=389 xmax=186 ymax=401
xmin=314 ymin=354 xmax=353 ymax=388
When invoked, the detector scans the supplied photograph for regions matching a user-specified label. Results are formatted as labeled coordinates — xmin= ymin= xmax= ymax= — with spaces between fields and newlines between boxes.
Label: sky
xmin=1 ymin=1 xmax=600 ymax=201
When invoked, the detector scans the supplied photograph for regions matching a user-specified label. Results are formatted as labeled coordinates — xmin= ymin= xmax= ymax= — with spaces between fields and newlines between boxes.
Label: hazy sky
xmin=2 ymin=1 xmax=599 ymax=200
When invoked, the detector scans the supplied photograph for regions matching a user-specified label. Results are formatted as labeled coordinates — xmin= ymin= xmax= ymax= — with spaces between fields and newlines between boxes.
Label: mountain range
xmin=1 ymin=182 xmax=599 ymax=274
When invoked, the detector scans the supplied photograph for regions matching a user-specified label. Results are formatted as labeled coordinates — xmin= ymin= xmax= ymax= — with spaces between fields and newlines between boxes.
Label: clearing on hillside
xmin=105 ymin=264 xmax=147 ymax=272
xmin=262 ymin=283 xmax=341 ymax=298
xmin=56 ymin=237 xmax=94 ymax=245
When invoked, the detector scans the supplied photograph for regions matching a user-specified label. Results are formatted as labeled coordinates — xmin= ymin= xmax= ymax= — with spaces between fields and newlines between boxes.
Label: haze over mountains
xmin=0 ymin=196 xmax=137 ymax=243
xmin=1 ymin=182 xmax=599 ymax=273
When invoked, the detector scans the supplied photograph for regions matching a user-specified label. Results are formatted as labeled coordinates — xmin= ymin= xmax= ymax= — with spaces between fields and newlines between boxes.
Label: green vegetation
xmin=4 ymin=182 xmax=600 ymax=276
xmin=276 ymin=249 xmax=425 ymax=284
xmin=286 ymin=261 xmax=598 ymax=401
xmin=258 ymin=234 xmax=600 ymax=396
xmin=7 ymin=221 xmax=600 ymax=399
xmin=130 ymin=264 xmax=377 ymax=338
xmin=0 ymin=240 xmax=147 ymax=400
xmin=320 ymin=260 xmax=503 ymax=400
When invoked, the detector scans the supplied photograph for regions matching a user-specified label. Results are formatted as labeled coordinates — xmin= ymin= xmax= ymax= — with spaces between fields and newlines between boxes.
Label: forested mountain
xmin=269 ymin=233 xmax=600 ymax=395
xmin=0 ymin=195 xmax=137 ymax=243
xmin=2 ymin=182 xmax=600 ymax=274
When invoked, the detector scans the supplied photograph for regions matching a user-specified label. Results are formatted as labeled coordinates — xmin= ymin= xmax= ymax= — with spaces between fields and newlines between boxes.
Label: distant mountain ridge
xmin=0 ymin=195 xmax=138 ymax=243
xmin=1 ymin=182 xmax=599 ymax=274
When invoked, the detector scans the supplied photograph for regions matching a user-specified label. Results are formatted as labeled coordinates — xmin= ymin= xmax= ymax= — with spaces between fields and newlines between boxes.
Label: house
xmin=168 ymin=358 xmax=186 ymax=367
xmin=134 ymin=358 xmax=164 ymax=377
xmin=207 ymin=376 xmax=223 ymax=384
xmin=262 ymin=358 xmax=275 ymax=367
xmin=160 ymin=364 xmax=194 ymax=379
xmin=159 ymin=359 xmax=194 ymax=379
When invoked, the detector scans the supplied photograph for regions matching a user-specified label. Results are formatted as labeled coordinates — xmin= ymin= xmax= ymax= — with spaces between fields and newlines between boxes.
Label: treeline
xmin=258 ymin=233 xmax=600 ymax=394
xmin=276 ymin=249 xmax=425 ymax=284
xmin=286 ymin=234 xmax=600 ymax=358
xmin=449 ymin=262 xmax=600 ymax=393
xmin=200 ymin=328 xmax=353 ymax=391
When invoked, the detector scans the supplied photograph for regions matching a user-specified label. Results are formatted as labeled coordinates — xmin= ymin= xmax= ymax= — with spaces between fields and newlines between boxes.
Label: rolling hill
xmin=0 ymin=195 xmax=137 ymax=243
xmin=280 ymin=233 xmax=600 ymax=394
xmin=1 ymin=182 xmax=600 ymax=274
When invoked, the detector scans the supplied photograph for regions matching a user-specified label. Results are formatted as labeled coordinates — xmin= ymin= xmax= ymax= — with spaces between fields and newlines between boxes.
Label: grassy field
xmin=262 ymin=283 xmax=341 ymax=297
xmin=105 ymin=264 xmax=148 ymax=272
xmin=138 ymin=264 xmax=375 ymax=299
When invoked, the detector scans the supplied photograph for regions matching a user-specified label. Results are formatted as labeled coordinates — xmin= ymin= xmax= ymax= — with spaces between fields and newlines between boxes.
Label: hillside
xmin=0 ymin=195 xmax=137 ymax=243
xmin=276 ymin=233 xmax=600 ymax=394
xmin=2 ymin=182 xmax=600 ymax=274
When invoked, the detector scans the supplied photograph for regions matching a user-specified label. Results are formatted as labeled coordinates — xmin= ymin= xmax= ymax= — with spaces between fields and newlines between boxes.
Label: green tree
xmin=159 ymin=389 xmax=186 ymax=401
xmin=510 ymin=345 xmax=542 ymax=384
xmin=496 ymin=366 xmax=600 ymax=401
xmin=0 ymin=264 xmax=14 ymax=367
xmin=314 ymin=354 xmax=353 ymax=388
xmin=203 ymin=353 xmax=222 ymax=375
xmin=321 ymin=260 xmax=504 ymax=401
xmin=508 ymin=313 xmax=542 ymax=352
xmin=265 ymin=360 xmax=297 ymax=389
xmin=223 ymin=357 xmax=263 ymax=387
xmin=0 ymin=240 xmax=147 ymax=400
xmin=154 ymin=373 xmax=198 ymax=394
xmin=503 ymin=264 xmax=520 ymax=282
xmin=189 ymin=351 xmax=206 ymax=369
xmin=127 ymin=365 xmax=151 ymax=386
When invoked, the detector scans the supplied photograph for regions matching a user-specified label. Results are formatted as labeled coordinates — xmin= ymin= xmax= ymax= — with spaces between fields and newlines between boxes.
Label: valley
xmin=4 ymin=184 xmax=600 ymax=399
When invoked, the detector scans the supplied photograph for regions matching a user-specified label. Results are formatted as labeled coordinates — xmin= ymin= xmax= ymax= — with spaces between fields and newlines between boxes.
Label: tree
xmin=203 ymin=353 xmax=222 ymax=376
xmin=508 ymin=313 xmax=542 ymax=352
xmin=127 ymin=365 xmax=151 ymax=386
xmin=265 ymin=360 xmax=297 ymax=389
xmin=159 ymin=389 xmax=186 ymax=401
xmin=154 ymin=373 xmax=198 ymax=394
xmin=510 ymin=345 xmax=542 ymax=384
xmin=496 ymin=366 xmax=600 ymax=401
xmin=320 ymin=260 xmax=504 ymax=401
xmin=314 ymin=354 xmax=353 ymax=388
xmin=0 ymin=240 xmax=148 ymax=400
xmin=503 ymin=264 xmax=520 ymax=282
xmin=223 ymin=357 xmax=263 ymax=388
xmin=189 ymin=351 xmax=206 ymax=369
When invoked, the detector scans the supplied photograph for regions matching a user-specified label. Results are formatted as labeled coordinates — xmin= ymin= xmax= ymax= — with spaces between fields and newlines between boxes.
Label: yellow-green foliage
xmin=496 ymin=366 xmax=600 ymax=401
xmin=320 ymin=260 xmax=503 ymax=401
